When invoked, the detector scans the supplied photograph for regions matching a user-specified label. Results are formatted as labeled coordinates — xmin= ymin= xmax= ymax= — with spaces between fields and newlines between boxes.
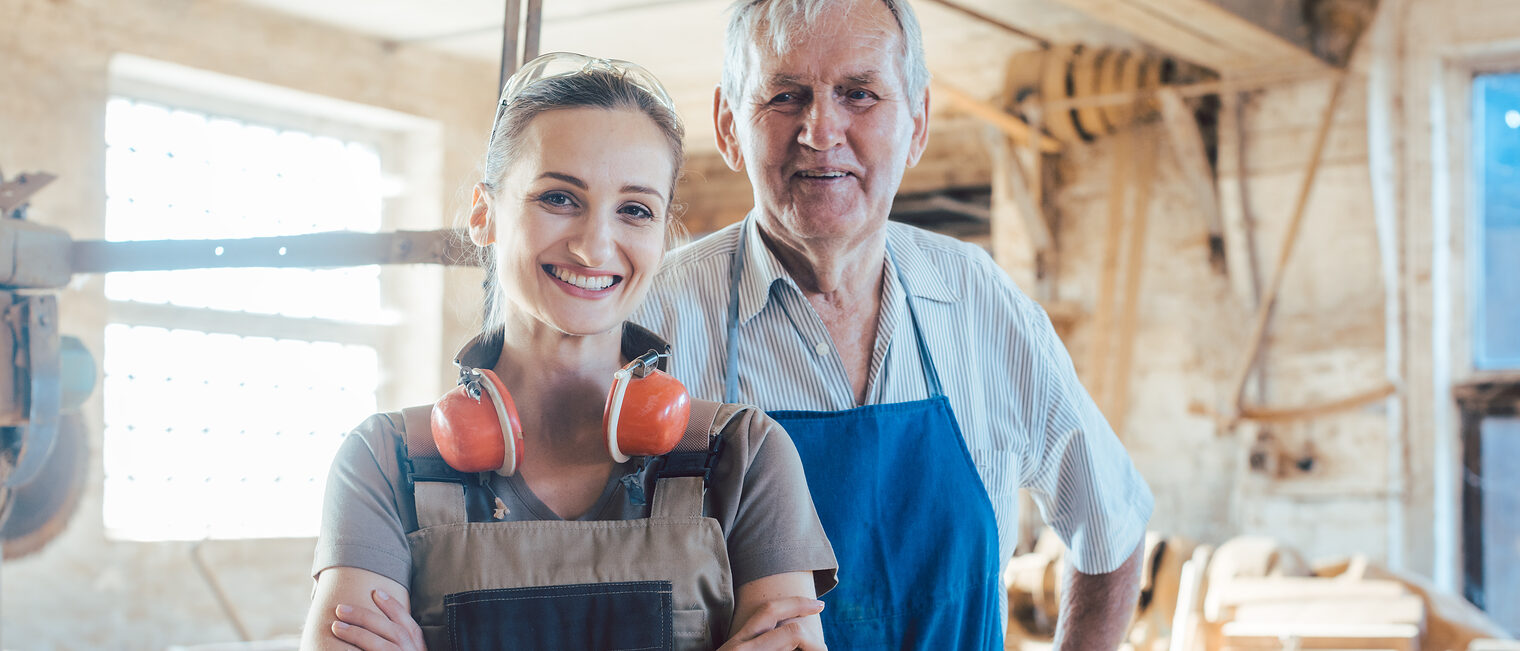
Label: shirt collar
xmin=452 ymin=321 xmax=673 ymax=373
xmin=734 ymin=216 xmax=960 ymax=325
xmin=883 ymin=223 xmax=959 ymax=305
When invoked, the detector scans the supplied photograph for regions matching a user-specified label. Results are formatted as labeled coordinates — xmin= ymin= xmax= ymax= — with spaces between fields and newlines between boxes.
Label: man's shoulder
xmin=887 ymin=221 xmax=1027 ymax=304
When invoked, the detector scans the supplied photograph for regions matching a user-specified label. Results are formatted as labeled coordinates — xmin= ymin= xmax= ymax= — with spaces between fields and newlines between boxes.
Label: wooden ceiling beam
xmin=1044 ymin=0 xmax=1325 ymax=73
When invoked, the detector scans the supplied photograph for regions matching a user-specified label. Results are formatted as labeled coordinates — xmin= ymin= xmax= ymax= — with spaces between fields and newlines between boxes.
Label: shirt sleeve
xmin=709 ymin=406 xmax=840 ymax=596
xmin=310 ymin=414 xmax=413 ymax=588
xmin=1018 ymin=297 xmax=1155 ymax=574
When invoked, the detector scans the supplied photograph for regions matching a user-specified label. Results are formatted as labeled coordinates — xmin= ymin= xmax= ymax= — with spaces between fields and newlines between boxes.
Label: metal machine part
xmin=1 ymin=413 xmax=87 ymax=560
xmin=5 ymin=295 xmax=60 ymax=490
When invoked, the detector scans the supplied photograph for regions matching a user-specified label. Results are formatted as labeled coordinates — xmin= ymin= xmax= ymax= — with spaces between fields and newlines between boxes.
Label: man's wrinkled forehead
xmin=742 ymin=3 xmax=904 ymax=90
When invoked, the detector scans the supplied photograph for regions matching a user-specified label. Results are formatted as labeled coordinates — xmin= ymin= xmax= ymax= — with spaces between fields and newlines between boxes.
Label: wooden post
xmin=1110 ymin=128 xmax=1156 ymax=435
xmin=1086 ymin=125 xmax=1132 ymax=413
xmin=986 ymin=130 xmax=1048 ymax=293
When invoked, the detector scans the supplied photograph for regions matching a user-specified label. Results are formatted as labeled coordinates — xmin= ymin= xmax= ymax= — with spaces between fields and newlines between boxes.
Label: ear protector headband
xmin=430 ymin=350 xmax=692 ymax=475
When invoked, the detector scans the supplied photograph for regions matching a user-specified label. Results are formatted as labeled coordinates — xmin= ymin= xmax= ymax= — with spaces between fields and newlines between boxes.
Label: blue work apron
xmin=723 ymin=224 xmax=1003 ymax=649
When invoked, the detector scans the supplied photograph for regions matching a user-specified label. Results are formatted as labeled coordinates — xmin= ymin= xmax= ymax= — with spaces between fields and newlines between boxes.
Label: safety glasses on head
xmin=487 ymin=51 xmax=677 ymax=149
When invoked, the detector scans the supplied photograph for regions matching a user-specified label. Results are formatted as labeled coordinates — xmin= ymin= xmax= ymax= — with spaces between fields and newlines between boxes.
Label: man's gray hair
xmin=721 ymin=0 xmax=930 ymax=115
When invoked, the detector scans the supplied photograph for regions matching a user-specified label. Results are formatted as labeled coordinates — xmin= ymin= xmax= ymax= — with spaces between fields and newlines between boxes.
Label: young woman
xmin=300 ymin=53 xmax=836 ymax=651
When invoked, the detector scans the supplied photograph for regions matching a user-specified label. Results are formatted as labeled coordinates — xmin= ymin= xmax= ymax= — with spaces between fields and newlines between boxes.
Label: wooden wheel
xmin=1113 ymin=50 xmax=1146 ymax=129
xmin=1072 ymin=45 xmax=1110 ymax=139
xmin=1138 ymin=54 xmax=1165 ymax=118
xmin=1098 ymin=48 xmax=1132 ymax=132
xmin=999 ymin=49 xmax=1048 ymax=115
xmin=1040 ymin=43 xmax=1085 ymax=145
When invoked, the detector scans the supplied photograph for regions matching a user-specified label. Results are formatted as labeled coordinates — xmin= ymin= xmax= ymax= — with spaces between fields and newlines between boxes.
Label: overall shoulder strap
xmin=650 ymin=399 xmax=734 ymax=518
xmin=398 ymin=404 xmax=469 ymax=528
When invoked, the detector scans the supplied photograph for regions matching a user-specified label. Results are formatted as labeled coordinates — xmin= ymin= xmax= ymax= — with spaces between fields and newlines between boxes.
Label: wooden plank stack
xmin=1004 ymin=533 xmax=1515 ymax=651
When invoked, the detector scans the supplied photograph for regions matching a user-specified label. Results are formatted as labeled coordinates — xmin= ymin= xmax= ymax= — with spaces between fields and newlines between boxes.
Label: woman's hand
xmin=721 ymin=571 xmax=827 ymax=650
xmin=301 ymin=567 xmax=416 ymax=651
xmin=718 ymin=596 xmax=827 ymax=650
xmin=331 ymin=589 xmax=426 ymax=651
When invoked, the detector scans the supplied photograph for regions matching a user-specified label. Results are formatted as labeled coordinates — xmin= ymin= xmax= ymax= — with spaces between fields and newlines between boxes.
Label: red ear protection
xmin=431 ymin=368 xmax=524 ymax=475
xmin=603 ymin=352 xmax=691 ymax=463
xmin=430 ymin=351 xmax=691 ymax=475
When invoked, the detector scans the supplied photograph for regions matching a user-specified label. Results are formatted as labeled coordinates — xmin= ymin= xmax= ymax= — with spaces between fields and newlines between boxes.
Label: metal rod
xmin=923 ymin=0 xmax=1051 ymax=49
xmin=70 ymin=229 xmax=479 ymax=274
xmin=499 ymin=0 xmax=522 ymax=95
xmin=523 ymin=0 xmax=543 ymax=61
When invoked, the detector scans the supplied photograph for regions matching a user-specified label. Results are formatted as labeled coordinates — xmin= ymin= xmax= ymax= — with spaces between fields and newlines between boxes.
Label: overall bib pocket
xmin=445 ymin=580 xmax=674 ymax=651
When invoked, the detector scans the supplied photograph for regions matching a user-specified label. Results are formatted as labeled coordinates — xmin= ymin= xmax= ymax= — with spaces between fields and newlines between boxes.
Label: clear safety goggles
xmin=488 ymin=52 xmax=676 ymax=148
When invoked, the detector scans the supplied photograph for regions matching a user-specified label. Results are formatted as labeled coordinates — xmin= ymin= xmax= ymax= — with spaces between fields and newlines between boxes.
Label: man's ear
xmin=905 ymin=87 xmax=932 ymax=168
xmin=468 ymin=183 xmax=496 ymax=246
xmin=713 ymin=85 xmax=745 ymax=172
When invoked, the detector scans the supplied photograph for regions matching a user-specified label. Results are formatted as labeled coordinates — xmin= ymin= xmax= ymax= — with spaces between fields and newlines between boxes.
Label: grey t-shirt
xmin=312 ymin=330 xmax=838 ymax=596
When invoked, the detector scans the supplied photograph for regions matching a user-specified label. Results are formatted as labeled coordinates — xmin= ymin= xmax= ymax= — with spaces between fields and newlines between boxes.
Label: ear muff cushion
xmin=604 ymin=368 xmax=692 ymax=459
xmin=431 ymin=368 xmax=523 ymax=474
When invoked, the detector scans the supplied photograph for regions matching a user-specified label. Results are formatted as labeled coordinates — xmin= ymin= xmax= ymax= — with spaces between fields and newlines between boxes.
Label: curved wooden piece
xmin=1041 ymin=43 xmax=1085 ymax=145
xmin=1098 ymin=48 xmax=1132 ymax=132
xmin=1073 ymin=45 xmax=1110 ymax=138
xmin=1238 ymin=382 xmax=1398 ymax=424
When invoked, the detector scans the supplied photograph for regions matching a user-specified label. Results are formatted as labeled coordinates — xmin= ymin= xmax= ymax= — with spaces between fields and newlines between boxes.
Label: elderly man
xmin=635 ymin=0 xmax=1154 ymax=648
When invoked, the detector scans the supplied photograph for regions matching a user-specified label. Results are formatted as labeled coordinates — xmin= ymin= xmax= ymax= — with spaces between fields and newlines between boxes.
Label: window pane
xmin=1480 ymin=416 xmax=1520 ymax=634
xmin=101 ymin=325 xmax=379 ymax=540
xmin=100 ymin=95 xmax=394 ymax=542
xmin=1474 ymin=74 xmax=1520 ymax=369
xmin=102 ymin=98 xmax=387 ymax=324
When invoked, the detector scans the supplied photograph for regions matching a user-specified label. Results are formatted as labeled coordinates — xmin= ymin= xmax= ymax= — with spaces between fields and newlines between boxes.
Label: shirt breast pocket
xmin=967 ymin=447 xmax=1019 ymax=500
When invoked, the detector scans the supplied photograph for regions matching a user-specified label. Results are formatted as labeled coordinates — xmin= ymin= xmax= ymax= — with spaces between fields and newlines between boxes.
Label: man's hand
xmin=718 ymin=597 xmax=827 ymax=651
xmin=331 ymin=589 xmax=426 ymax=651
xmin=1052 ymin=538 xmax=1145 ymax=650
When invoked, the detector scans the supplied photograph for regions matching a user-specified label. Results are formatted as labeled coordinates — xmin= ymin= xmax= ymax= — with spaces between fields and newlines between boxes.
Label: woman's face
xmin=473 ymin=107 xmax=677 ymax=337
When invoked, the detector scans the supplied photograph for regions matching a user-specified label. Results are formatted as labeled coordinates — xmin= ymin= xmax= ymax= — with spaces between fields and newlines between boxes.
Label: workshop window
xmin=1459 ymin=72 xmax=1520 ymax=635
xmin=1472 ymin=72 xmax=1520 ymax=371
xmin=101 ymin=97 xmax=393 ymax=541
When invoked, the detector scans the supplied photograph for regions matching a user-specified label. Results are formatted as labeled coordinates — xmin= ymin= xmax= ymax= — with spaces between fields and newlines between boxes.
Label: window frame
xmin=99 ymin=55 xmax=446 ymax=540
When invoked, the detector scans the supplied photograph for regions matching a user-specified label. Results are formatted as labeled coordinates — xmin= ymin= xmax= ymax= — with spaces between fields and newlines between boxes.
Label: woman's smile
xmin=543 ymin=263 xmax=622 ymax=297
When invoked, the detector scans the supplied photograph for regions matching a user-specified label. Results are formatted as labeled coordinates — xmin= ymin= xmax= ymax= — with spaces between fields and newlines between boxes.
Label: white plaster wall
xmin=1037 ymin=58 xmax=1393 ymax=560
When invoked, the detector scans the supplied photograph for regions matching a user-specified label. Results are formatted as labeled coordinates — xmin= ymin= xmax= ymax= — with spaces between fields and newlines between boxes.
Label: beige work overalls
xmin=399 ymin=400 xmax=737 ymax=651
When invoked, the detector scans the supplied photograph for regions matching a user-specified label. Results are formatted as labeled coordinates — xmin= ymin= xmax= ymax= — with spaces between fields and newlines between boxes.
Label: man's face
xmin=717 ymin=0 xmax=929 ymax=249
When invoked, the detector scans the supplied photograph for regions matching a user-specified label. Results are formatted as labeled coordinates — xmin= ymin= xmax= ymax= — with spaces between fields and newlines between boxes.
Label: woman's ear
xmin=468 ymin=183 xmax=496 ymax=246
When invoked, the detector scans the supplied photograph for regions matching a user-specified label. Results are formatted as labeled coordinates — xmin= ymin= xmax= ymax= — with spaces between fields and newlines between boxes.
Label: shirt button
xmin=814 ymin=341 xmax=830 ymax=356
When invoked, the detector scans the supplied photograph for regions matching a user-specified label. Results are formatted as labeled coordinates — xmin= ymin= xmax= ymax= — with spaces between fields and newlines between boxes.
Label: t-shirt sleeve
xmin=310 ymin=413 xmax=413 ymax=588
xmin=711 ymin=407 xmax=839 ymax=596
xmin=1017 ymin=296 xmax=1155 ymax=575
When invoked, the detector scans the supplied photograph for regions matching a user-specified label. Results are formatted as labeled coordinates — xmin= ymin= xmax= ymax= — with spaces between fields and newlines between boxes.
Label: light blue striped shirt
xmin=634 ymin=217 xmax=1153 ymax=577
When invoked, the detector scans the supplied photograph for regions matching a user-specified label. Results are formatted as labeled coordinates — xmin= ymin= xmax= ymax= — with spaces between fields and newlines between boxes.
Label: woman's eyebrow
xmin=621 ymin=184 xmax=663 ymax=199
xmin=538 ymin=171 xmax=587 ymax=189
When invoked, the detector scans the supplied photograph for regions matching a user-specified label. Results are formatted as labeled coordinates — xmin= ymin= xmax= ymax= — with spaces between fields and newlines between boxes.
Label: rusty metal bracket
xmin=0 ymin=169 xmax=58 ymax=218
xmin=5 ymin=296 xmax=60 ymax=489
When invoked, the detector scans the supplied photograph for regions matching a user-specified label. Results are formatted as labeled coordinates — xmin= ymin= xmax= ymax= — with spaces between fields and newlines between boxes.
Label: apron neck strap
xmin=724 ymin=218 xmax=944 ymax=402
xmin=887 ymin=238 xmax=945 ymax=399
xmin=724 ymin=224 xmax=746 ymax=404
